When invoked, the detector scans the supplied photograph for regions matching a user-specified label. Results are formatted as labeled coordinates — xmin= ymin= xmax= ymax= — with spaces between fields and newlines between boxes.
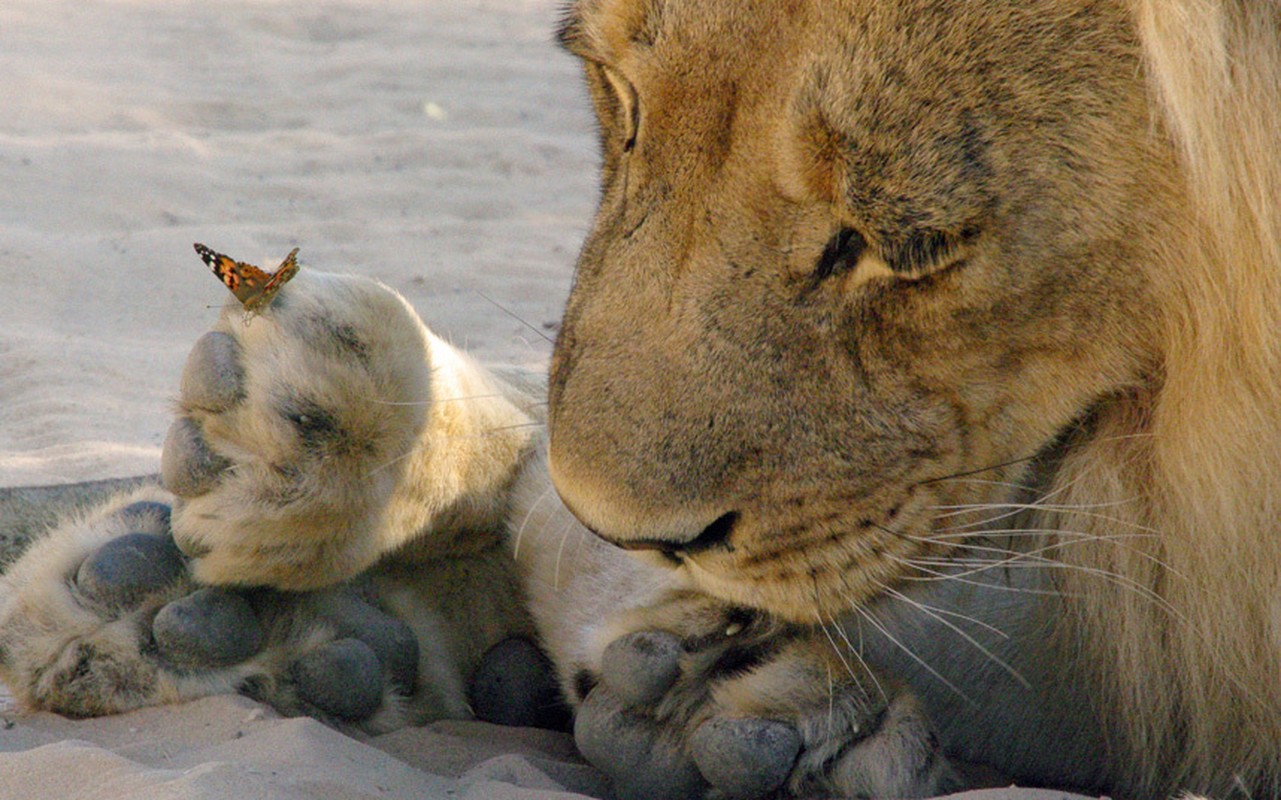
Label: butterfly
xmin=193 ymin=243 xmax=300 ymax=315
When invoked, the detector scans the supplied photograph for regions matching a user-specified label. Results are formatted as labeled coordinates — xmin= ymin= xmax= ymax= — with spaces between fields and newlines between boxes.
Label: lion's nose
xmin=598 ymin=511 xmax=740 ymax=558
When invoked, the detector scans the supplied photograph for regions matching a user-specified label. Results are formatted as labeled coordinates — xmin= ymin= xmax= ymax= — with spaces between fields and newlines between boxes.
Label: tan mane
xmin=1055 ymin=4 xmax=1281 ymax=793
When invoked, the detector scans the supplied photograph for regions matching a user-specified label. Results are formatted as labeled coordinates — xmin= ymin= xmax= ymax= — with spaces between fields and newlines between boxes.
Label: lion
xmin=1 ymin=1 xmax=1278 ymax=798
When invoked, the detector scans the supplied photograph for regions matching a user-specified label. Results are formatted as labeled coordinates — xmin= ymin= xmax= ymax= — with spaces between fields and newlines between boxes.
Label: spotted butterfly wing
xmin=193 ymin=243 xmax=300 ymax=313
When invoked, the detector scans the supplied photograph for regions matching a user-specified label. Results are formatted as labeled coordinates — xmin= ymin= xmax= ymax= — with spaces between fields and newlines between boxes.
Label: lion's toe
xmin=574 ymin=684 xmax=708 ymax=800
xmin=75 ymin=528 xmax=184 ymax=610
xmin=160 ymin=416 xmax=229 ymax=499
xmin=152 ymin=587 xmax=264 ymax=669
xmin=599 ymin=629 xmax=682 ymax=708
xmin=178 ymin=331 xmax=244 ymax=414
xmin=291 ymin=637 xmax=386 ymax=721
xmin=314 ymin=592 xmax=419 ymax=696
xmin=690 ymin=717 xmax=801 ymax=800
xmin=468 ymin=637 xmax=569 ymax=730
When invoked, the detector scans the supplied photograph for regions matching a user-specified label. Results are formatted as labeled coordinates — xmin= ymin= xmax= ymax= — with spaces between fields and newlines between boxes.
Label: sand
xmin=0 ymin=0 xmax=592 ymax=487
xmin=0 ymin=2 xmax=1102 ymax=798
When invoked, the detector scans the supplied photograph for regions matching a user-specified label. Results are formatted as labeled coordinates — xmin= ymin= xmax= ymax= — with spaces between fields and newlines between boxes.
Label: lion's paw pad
xmin=153 ymin=587 xmax=263 ymax=668
xmin=76 ymin=531 xmax=184 ymax=608
xmin=600 ymin=630 xmax=682 ymax=707
xmin=469 ymin=637 xmax=570 ymax=730
xmin=291 ymin=638 xmax=385 ymax=720
xmin=179 ymin=331 xmax=244 ymax=412
xmin=315 ymin=595 xmax=418 ymax=695
xmin=691 ymin=717 xmax=801 ymax=799
xmin=574 ymin=687 xmax=708 ymax=800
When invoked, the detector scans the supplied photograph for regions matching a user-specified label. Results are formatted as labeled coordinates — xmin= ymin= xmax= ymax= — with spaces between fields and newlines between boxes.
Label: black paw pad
xmin=180 ymin=332 xmax=244 ymax=413
xmin=469 ymin=637 xmax=571 ymax=731
xmin=691 ymin=717 xmax=801 ymax=800
xmin=292 ymin=638 xmax=384 ymax=720
xmin=161 ymin=417 xmax=230 ymax=498
xmin=76 ymin=532 xmax=185 ymax=608
xmin=600 ymin=630 xmax=682 ymax=708
xmin=317 ymin=595 xmax=419 ymax=695
xmin=153 ymin=588 xmax=263 ymax=668
xmin=574 ymin=687 xmax=708 ymax=800
xmin=115 ymin=501 xmax=173 ymax=535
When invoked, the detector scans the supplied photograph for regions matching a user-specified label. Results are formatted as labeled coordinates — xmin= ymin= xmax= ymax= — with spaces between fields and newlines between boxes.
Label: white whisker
xmin=852 ymin=603 xmax=973 ymax=705
xmin=878 ymin=584 xmax=1029 ymax=688
xmin=881 ymin=585 xmax=1011 ymax=639
xmin=512 ymin=483 xmax=555 ymax=562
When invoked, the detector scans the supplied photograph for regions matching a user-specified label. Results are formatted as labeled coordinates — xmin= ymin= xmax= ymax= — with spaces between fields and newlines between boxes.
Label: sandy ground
xmin=0 ymin=2 xmax=1103 ymax=798
xmin=0 ymin=0 xmax=592 ymax=487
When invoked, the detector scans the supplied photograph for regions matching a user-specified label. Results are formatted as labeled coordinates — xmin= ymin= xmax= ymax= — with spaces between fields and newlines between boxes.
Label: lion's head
xmin=546 ymin=3 xmax=1281 ymax=793
xmin=546 ymin=0 xmax=1172 ymax=620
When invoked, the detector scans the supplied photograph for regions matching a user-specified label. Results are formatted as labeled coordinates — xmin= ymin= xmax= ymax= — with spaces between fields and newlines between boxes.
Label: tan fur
xmin=1 ymin=3 xmax=1276 ymax=797
xmin=546 ymin=1 xmax=1281 ymax=796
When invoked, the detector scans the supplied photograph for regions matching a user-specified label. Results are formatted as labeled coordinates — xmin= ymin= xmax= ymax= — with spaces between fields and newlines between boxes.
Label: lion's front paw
xmin=161 ymin=270 xmax=434 ymax=589
xmin=572 ymin=594 xmax=957 ymax=800
xmin=0 ymin=489 xmax=430 ymax=730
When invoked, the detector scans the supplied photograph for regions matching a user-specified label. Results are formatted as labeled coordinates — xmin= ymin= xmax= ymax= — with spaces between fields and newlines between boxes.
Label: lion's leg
xmin=1 ymin=271 xmax=544 ymax=729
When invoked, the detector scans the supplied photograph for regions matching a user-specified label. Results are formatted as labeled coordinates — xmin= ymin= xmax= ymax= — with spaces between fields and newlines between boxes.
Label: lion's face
xmin=548 ymin=0 xmax=1176 ymax=622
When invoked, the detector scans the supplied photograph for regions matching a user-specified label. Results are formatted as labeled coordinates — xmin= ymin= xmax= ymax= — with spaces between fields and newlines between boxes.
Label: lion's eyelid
xmin=883 ymin=227 xmax=979 ymax=275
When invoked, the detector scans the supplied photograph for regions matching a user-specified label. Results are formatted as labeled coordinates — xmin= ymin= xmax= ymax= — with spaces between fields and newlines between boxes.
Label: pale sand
xmin=0 ymin=2 xmax=1102 ymax=798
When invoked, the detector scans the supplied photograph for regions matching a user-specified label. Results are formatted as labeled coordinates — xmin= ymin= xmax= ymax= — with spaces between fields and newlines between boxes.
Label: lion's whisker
xmin=879 ymin=584 xmax=1011 ymax=640
xmin=877 ymin=584 xmax=1030 ymax=689
xmin=806 ymin=553 xmax=884 ymax=703
xmin=852 ymin=603 xmax=974 ymax=705
xmin=828 ymin=606 xmax=885 ymax=705
xmin=363 ymin=446 xmax=419 ymax=478
xmin=475 ymin=290 xmax=556 ymax=346
xmin=929 ymin=528 xmax=1157 ymax=542
xmin=816 ymin=610 xmax=881 ymax=705
xmin=552 ymin=517 xmax=574 ymax=590
xmin=512 ymin=482 xmax=556 ymax=562
xmin=433 ymin=421 xmax=547 ymax=441
xmin=931 ymin=503 xmax=1162 ymax=537
xmin=896 ymin=553 xmax=1187 ymax=624
xmin=931 ymin=499 xmax=1140 ymax=523
xmin=905 ymin=529 xmax=1179 ymax=577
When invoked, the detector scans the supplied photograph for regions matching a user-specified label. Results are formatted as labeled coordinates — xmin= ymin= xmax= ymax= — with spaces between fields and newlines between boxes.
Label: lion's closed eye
xmin=812 ymin=227 xmax=868 ymax=284
xmin=804 ymin=225 xmax=973 ymax=293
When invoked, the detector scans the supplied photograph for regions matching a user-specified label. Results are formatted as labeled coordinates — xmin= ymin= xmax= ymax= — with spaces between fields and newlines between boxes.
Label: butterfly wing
xmin=193 ymin=243 xmax=300 ymax=313
xmin=193 ymin=242 xmax=272 ymax=307
xmin=253 ymin=247 xmax=301 ymax=310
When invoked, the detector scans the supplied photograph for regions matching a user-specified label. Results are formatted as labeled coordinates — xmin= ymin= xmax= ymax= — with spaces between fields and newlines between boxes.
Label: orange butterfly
xmin=193 ymin=243 xmax=300 ymax=314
